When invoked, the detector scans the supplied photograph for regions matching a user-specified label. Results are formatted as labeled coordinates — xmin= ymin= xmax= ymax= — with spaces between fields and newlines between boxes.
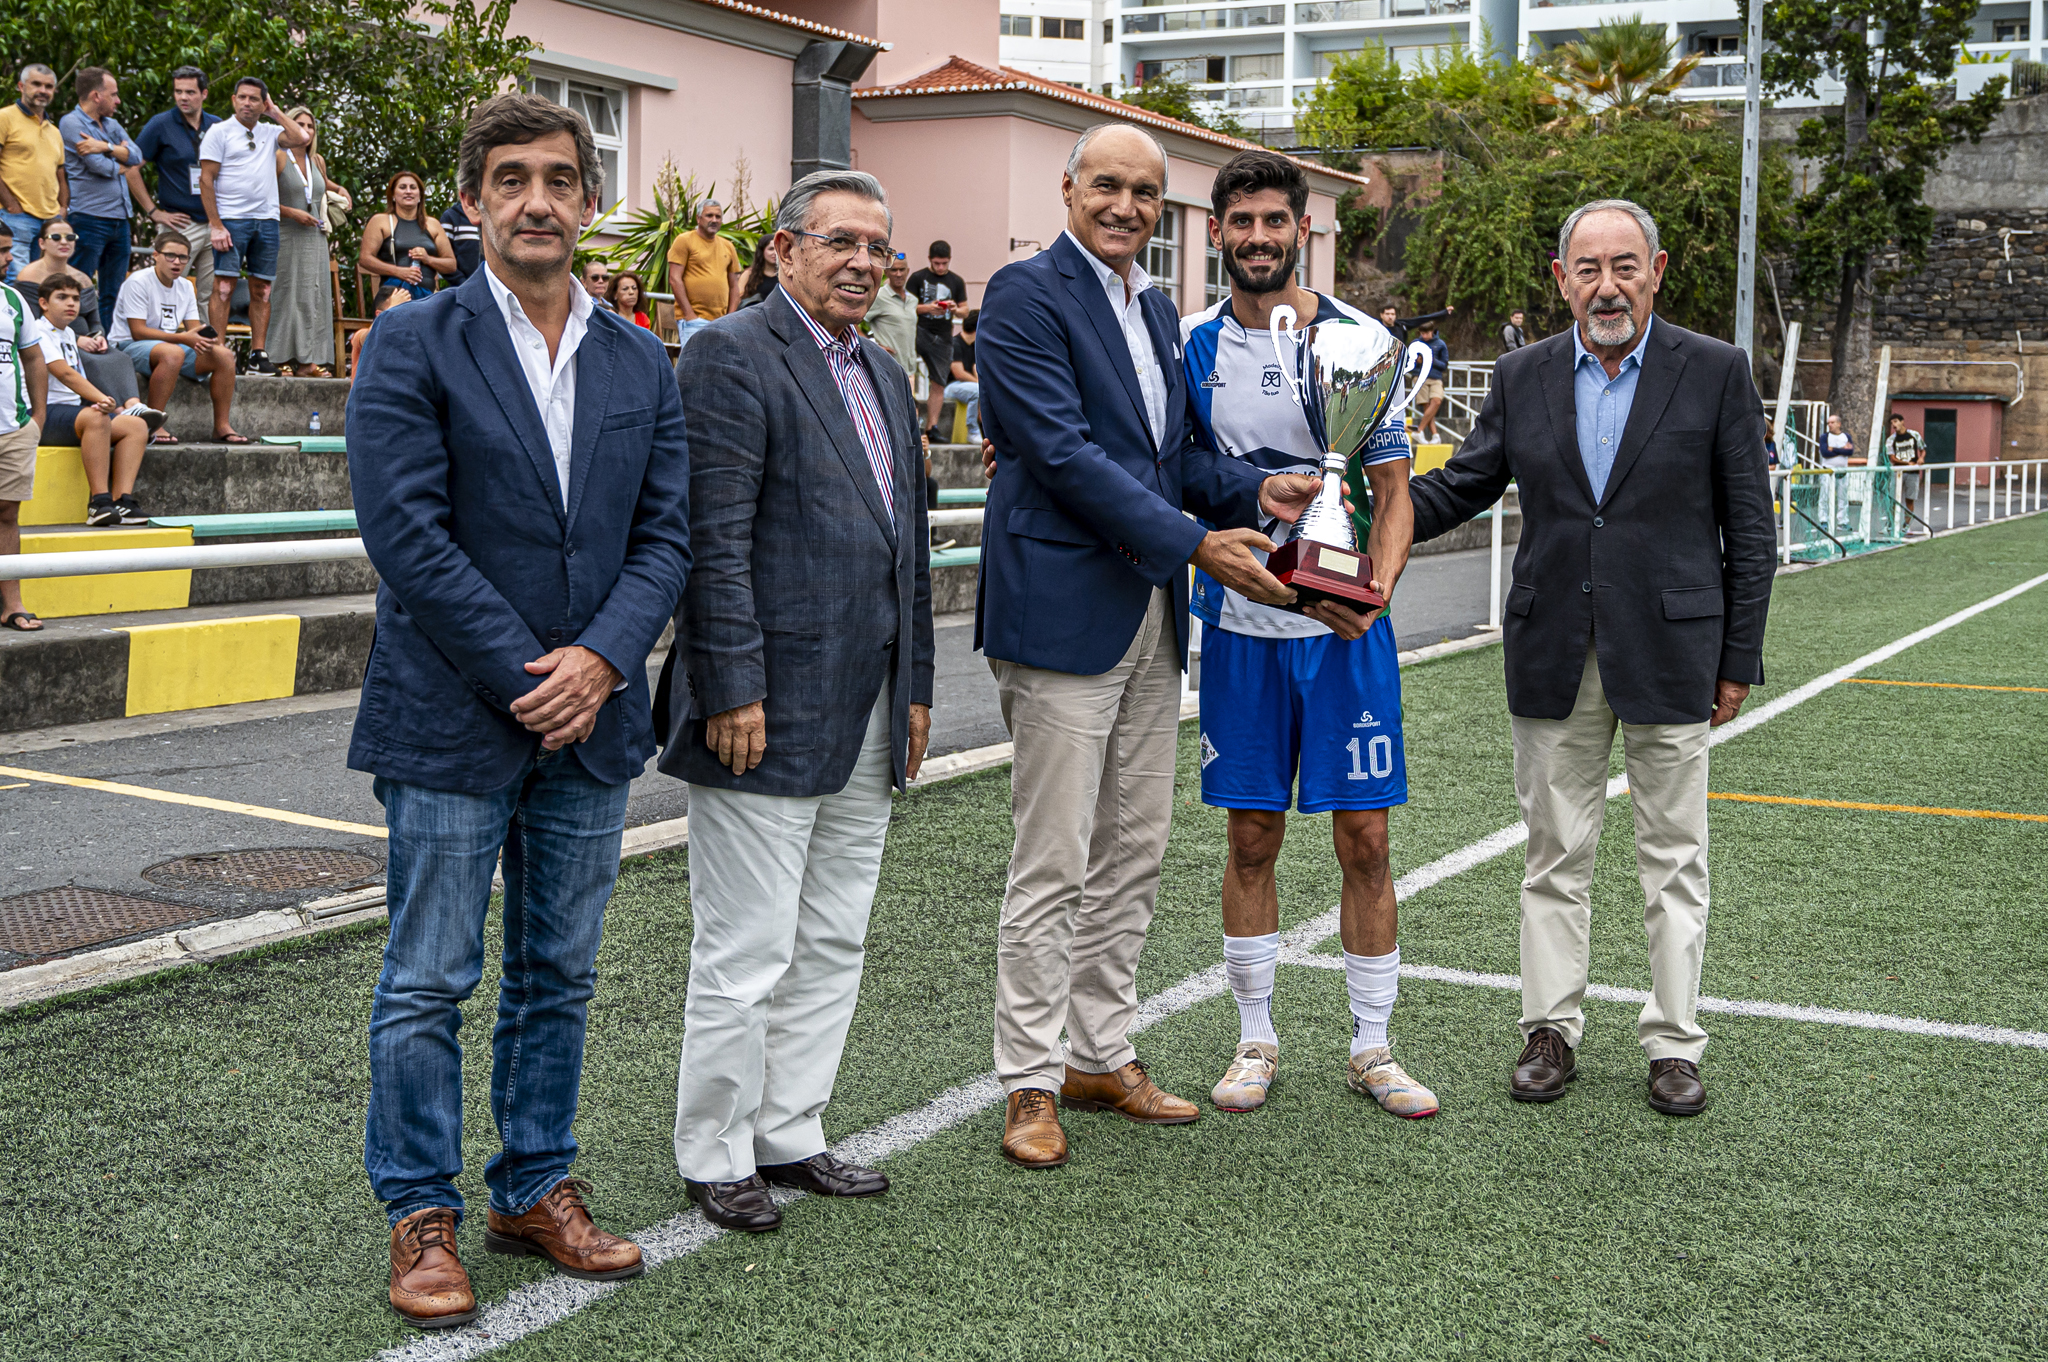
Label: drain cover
xmin=0 ymin=886 xmax=203 ymax=959
xmin=143 ymin=847 xmax=384 ymax=893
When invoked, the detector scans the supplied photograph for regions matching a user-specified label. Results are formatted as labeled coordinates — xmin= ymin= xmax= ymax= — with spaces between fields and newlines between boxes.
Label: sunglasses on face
xmin=43 ymin=233 xmax=76 ymax=243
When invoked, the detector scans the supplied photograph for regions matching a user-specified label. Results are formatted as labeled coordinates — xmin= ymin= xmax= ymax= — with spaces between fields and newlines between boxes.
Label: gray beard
xmin=1584 ymin=306 xmax=1637 ymax=348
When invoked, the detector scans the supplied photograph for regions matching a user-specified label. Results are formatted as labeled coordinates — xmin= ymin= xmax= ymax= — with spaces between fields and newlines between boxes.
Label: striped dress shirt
xmin=787 ymin=287 xmax=897 ymax=521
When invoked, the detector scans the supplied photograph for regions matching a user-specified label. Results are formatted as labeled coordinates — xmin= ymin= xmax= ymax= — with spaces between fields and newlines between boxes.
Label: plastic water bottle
xmin=308 ymin=411 xmax=322 ymax=434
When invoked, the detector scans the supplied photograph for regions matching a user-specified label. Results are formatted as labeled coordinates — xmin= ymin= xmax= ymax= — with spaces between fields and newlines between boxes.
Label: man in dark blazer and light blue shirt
xmin=347 ymin=94 xmax=686 ymax=1327
xmin=977 ymin=123 xmax=1323 ymax=1168
xmin=661 ymin=169 xmax=933 ymax=1233
xmin=1406 ymin=199 xmax=1776 ymax=1118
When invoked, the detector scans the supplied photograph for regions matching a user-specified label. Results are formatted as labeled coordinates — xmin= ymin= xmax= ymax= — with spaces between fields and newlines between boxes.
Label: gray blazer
xmin=656 ymin=288 xmax=934 ymax=796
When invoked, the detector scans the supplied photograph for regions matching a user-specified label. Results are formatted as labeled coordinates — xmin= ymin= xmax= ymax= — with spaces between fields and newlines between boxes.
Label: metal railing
xmin=1770 ymin=457 xmax=2048 ymax=564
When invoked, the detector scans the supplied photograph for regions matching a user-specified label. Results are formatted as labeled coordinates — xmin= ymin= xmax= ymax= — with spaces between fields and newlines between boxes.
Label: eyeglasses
xmin=43 ymin=233 xmax=76 ymax=243
xmin=158 ymin=250 xmax=191 ymax=262
xmin=792 ymin=231 xmax=893 ymax=264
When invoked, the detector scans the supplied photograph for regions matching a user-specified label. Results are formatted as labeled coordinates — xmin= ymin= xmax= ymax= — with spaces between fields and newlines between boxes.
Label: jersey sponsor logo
xmin=1200 ymin=369 xmax=1225 ymax=389
xmin=1352 ymin=710 xmax=1381 ymax=729
xmin=1199 ymin=732 xmax=1220 ymax=768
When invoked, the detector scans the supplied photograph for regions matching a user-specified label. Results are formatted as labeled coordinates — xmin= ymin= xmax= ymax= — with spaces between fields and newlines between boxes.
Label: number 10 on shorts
xmin=1348 ymin=734 xmax=1394 ymax=781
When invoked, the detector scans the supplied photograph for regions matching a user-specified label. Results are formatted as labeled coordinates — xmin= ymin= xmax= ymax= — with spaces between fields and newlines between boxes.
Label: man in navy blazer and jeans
xmin=977 ymin=123 xmax=1322 ymax=1168
xmin=346 ymin=93 xmax=689 ymax=1329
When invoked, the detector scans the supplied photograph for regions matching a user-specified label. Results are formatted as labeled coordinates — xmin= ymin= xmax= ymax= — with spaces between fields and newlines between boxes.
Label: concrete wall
xmin=1796 ymin=345 xmax=2044 ymax=460
xmin=1769 ymin=95 xmax=2048 ymax=214
xmin=780 ymin=0 xmax=1001 ymax=83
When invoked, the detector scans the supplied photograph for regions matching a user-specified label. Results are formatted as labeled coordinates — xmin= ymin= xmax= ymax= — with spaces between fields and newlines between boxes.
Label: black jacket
xmin=1409 ymin=319 xmax=1776 ymax=724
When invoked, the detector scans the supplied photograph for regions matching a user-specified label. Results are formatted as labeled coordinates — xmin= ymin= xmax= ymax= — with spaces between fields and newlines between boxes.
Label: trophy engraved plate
xmin=1264 ymin=307 xmax=1434 ymax=616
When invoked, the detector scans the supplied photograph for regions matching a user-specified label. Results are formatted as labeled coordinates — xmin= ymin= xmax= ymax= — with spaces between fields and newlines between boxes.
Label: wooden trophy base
xmin=1266 ymin=538 xmax=1385 ymax=615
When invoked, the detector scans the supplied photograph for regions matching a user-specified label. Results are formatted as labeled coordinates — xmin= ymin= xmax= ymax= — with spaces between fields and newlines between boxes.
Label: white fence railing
xmin=1770 ymin=457 xmax=2048 ymax=564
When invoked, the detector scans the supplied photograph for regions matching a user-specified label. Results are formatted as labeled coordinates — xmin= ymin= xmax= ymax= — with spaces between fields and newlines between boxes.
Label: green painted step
xmin=936 ymin=488 xmax=986 ymax=506
xmin=149 ymin=510 xmax=359 ymax=538
xmin=259 ymin=435 xmax=349 ymax=453
xmin=929 ymin=546 xmax=981 ymax=570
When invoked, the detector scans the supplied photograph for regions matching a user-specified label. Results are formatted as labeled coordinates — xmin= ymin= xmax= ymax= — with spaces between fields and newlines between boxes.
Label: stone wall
xmin=1795 ymin=209 xmax=2047 ymax=346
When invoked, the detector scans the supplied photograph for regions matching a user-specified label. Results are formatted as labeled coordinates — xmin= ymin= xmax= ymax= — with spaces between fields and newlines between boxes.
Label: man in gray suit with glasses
xmin=658 ymin=169 xmax=933 ymax=1234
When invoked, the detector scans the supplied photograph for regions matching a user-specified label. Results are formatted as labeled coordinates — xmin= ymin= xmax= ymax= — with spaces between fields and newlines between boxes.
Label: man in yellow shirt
xmin=0 ymin=63 xmax=67 ymax=282
xmin=665 ymin=199 xmax=743 ymax=349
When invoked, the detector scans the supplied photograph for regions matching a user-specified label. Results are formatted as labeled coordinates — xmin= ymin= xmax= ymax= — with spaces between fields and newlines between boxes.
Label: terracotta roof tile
xmin=855 ymin=57 xmax=1368 ymax=186
xmin=692 ymin=0 xmax=885 ymax=48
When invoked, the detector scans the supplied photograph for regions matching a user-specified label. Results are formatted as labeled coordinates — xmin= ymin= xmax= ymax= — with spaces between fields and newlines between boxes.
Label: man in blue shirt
xmin=438 ymin=201 xmax=480 ymax=286
xmin=59 ymin=68 xmax=143 ymax=332
xmin=133 ymin=67 xmax=221 ymax=318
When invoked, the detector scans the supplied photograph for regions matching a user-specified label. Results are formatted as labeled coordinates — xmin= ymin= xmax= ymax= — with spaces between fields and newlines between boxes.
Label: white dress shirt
xmin=1061 ymin=229 xmax=1167 ymax=447
xmin=483 ymin=261 xmax=592 ymax=508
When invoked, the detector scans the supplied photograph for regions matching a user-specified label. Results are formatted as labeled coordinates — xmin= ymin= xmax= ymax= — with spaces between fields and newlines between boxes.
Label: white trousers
xmin=1511 ymin=644 xmax=1712 ymax=1062
xmin=673 ymin=692 xmax=894 ymax=1183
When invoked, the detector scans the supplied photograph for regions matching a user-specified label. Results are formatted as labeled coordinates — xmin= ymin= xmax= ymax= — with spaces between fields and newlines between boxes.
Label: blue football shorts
xmin=1197 ymin=618 xmax=1408 ymax=814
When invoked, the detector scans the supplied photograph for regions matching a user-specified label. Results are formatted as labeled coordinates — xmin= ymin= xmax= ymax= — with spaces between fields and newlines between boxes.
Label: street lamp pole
xmin=1735 ymin=0 xmax=1765 ymax=358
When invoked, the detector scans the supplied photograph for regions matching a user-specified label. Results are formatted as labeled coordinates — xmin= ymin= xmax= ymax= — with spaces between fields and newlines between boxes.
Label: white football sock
xmin=1346 ymin=946 xmax=1400 ymax=1056
xmin=1223 ymin=932 xmax=1280 ymax=1046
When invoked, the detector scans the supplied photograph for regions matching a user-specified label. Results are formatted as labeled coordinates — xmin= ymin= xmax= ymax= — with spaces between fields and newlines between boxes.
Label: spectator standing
xmin=733 ymin=237 xmax=777 ymax=310
xmin=0 ymin=272 xmax=48 ymax=631
xmin=199 ymin=76 xmax=310 ymax=374
xmin=606 ymin=270 xmax=652 ymax=328
xmin=357 ymin=171 xmax=454 ymax=303
xmin=1886 ymin=411 xmax=1927 ymax=532
xmin=1500 ymin=309 xmax=1527 ymax=354
xmin=34 ymin=275 xmax=154 ymax=525
xmin=134 ymin=67 xmax=222 ymax=312
xmin=664 ymin=199 xmax=741 ymax=348
xmin=111 ymin=231 xmax=244 ymax=443
xmin=58 ymin=68 xmax=142 ymax=331
xmin=0 ymin=64 xmax=65 ymax=281
xmin=269 ymin=106 xmax=338 ymax=376
xmin=438 ymin=200 xmax=480 ymax=286
xmin=1822 ymin=412 xmax=1859 ymax=467
xmin=944 ymin=308 xmax=981 ymax=443
xmin=864 ymin=250 xmax=916 ymax=379
xmin=11 ymin=219 xmax=156 ymax=421
xmin=1378 ymin=302 xmax=1453 ymax=336
xmin=907 ymin=240 xmax=966 ymax=440
xmin=1415 ymin=319 xmax=1450 ymax=441
xmin=579 ymin=258 xmax=613 ymax=309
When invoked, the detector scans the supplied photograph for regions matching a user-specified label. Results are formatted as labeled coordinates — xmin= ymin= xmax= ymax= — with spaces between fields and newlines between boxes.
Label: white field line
xmin=1288 ymin=956 xmax=2048 ymax=1051
xmin=372 ymin=569 xmax=2048 ymax=1362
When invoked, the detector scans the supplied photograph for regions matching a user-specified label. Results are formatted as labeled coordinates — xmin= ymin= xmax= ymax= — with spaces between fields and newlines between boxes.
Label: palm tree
xmin=1539 ymin=17 xmax=1703 ymax=124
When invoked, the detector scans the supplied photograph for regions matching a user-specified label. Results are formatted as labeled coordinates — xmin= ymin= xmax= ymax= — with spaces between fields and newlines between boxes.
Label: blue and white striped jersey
xmin=1180 ymin=291 xmax=1411 ymax=639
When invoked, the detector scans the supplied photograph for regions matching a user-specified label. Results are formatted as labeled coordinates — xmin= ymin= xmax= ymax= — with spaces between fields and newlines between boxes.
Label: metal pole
xmin=0 ymin=537 xmax=369 ymax=580
xmin=1774 ymin=320 xmax=1800 ymax=456
xmin=1487 ymin=496 xmax=1504 ymax=629
xmin=1735 ymin=0 xmax=1765 ymax=357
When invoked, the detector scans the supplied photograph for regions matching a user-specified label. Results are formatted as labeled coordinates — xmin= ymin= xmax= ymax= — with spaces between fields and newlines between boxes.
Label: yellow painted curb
xmin=19 ymin=446 xmax=89 ymax=526
xmin=20 ymin=527 xmax=194 ymax=618
xmin=118 ymin=614 xmax=301 ymax=717
xmin=1412 ymin=443 xmax=1454 ymax=475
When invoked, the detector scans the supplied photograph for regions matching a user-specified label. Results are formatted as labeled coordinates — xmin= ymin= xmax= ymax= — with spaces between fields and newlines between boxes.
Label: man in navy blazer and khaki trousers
xmin=347 ymin=94 xmax=688 ymax=1327
xmin=977 ymin=124 xmax=1323 ymax=1167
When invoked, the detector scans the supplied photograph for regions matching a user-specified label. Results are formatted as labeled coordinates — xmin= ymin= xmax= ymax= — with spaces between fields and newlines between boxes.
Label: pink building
xmin=505 ymin=0 xmax=1365 ymax=313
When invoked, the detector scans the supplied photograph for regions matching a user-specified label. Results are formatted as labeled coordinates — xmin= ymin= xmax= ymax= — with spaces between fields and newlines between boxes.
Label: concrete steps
xmin=163 ymin=375 xmax=350 ymax=439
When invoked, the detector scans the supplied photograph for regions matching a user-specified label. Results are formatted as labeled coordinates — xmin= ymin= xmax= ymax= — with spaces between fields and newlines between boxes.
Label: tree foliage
xmin=1115 ymin=73 xmax=1251 ymax=140
xmin=1751 ymin=0 xmax=2004 ymax=432
xmin=0 ymin=0 xmax=530 ymax=268
xmin=1537 ymin=16 xmax=1704 ymax=124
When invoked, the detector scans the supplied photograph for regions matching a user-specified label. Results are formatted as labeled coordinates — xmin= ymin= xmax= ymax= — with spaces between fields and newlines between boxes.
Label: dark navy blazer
xmin=344 ymin=270 xmax=691 ymax=793
xmin=975 ymin=233 xmax=1266 ymax=677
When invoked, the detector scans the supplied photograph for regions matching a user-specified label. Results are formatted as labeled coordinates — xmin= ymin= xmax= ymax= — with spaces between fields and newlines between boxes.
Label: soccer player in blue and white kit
xmin=1181 ymin=150 xmax=1437 ymax=1119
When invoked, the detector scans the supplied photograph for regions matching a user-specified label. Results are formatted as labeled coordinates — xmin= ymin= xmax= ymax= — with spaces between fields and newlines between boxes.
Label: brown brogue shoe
xmin=1648 ymin=1058 xmax=1708 ymax=1116
xmin=1510 ymin=1027 xmax=1577 ymax=1103
xmin=1001 ymin=1088 xmax=1069 ymax=1168
xmin=1060 ymin=1060 xmax=1200 ymax=1125
xmin=389 ymin=1206 xmax=477 ymax=1330
xmin=483 ymin=1177 xmax=644 ymax=1281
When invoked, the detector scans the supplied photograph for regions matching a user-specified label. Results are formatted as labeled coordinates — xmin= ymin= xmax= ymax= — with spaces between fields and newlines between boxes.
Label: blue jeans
xmin=1 ymin=211 xmax=43 ymax=282
xmin=213 ymin=217 xmax=279 ymax=281
xmin=365 ymin=749 xmax=631 ymax=1226
xmin=675 ymin=318 xmax=711 ymax=349
xmin=944 ymin=379 xmax=981 ymax=442
xmin=70 ymin=213 xmax=131 ymax=331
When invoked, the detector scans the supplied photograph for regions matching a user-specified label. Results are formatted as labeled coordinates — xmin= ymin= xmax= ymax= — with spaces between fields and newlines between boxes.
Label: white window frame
xmin=1144 ymin=206 xmax=1179 ymax=301
xmin=999 ymin=14 xmax=1033 ymax=37
xmin=522 ymin=69 xmax=628 ymax=210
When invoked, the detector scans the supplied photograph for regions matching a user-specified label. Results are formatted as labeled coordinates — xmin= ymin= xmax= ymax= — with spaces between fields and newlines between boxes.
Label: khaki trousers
xmin=1511 ymin=644 xmax=1711 ymax=1062
xmin=177 ymin=219 xmax=216 ymax=318
xmin=990 ymin=588 xmax=1180 ymax=1094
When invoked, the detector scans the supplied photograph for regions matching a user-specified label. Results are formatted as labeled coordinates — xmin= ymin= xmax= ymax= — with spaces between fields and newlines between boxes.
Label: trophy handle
xmin=1382 ymin=341 xmax=1435 ymax=427
xmin=1268 ymin=304 xmax=1306 ymax=406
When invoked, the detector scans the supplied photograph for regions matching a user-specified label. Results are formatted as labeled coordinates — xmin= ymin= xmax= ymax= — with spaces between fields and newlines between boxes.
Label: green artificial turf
xmin=1 ymin=516 xmax=2044 ymax=1361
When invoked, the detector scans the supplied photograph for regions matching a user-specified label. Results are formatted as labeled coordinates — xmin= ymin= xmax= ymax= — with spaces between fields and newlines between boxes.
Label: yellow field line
xmin=1710 ymin=791 xmax=2048 ymax=824
xmin=0 ymin=782 xmax=27 ymax=790
xmin=1844 ymin=677 xmax=2048 ymax=694
xmin=0 ymin=763 xmax=388 ymax=838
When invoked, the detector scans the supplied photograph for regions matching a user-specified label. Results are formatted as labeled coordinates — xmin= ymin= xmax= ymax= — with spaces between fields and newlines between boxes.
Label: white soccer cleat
xmin=1346 ymin=1045 xmax=1439 ymax=1119
xmin=1211 ymin=1040 xmax=1278 ymax=1112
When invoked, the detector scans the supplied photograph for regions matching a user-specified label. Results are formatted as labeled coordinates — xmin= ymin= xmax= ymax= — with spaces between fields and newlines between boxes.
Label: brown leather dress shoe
xmin=1648 ymin=1058 xmax=1707 ymax=1116
xmin=1060 ymin=1060 xmax=1200 ymax=1124
xmin=1001 ymin=1088 xmax=1069 ymax=1168
xmin=389 ymin=1206 xmax=477 ymax=1330
xmin=1510 ymin=1026 xmax=1577 ymax=1103
xmin=483 ymin=1177 xmax=644 ymax=1281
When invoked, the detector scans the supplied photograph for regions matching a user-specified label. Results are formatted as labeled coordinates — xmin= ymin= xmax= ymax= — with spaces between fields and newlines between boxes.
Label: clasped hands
xmin=510 ymin=645 xmax=621 ymax=750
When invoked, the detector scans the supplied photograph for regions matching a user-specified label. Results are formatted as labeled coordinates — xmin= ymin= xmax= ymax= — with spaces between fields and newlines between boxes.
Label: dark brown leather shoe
xmin=760 ymin=1150 xmax=888 ymax=1197
xmin=1060 ymin=1060 xmax=1200 ymax=1124
xmin=389 ymin=1206 xmax=477 ymax=1330
xmin=483 ymin=1177 xmax=644 ymax=1280
xmin=1001 ymin=1088 xmax=1069 ymax=1168
xmin=686 ymin=1174 xmax=782 ymax=1232
xmin=1648 ymin=1058 xmax=1707 ymax=1116
xmin=1510 ymin=1026 xmax=1576 ymax=1103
